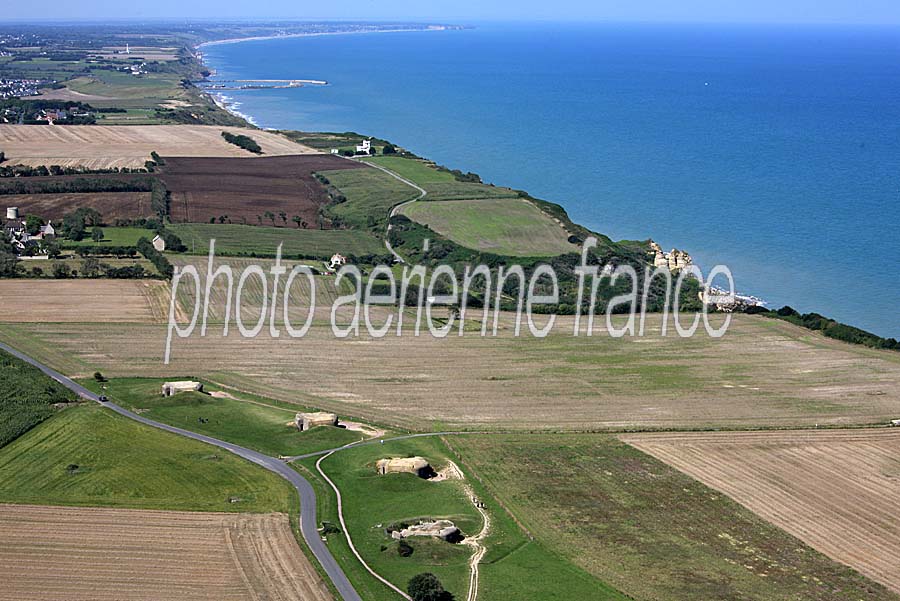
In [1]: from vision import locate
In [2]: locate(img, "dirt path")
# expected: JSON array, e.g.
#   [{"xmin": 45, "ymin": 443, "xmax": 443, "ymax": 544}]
[{"xmin": 461, "ymin": 484, "xmax": 490, "ymax": 601}]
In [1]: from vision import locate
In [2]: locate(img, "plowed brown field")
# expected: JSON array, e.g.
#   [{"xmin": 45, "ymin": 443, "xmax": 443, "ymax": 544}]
[
  {"xmin": 0, "ymin": 125, "xmax": 317, "ymax": 169},
  {"xmin": 0, "ymin": 504, "xmax": 332, "ymax": 601},
  {"xmin": 622, "ymin": 428, "xmax": 900, "ymax": 594},
  {"xmin": 1, "ymin": 191, "xmax": 152, "ymax": 222},
  {"xmin": 159, "ymin": 154, "xmax": 364, "ymax": 225}
]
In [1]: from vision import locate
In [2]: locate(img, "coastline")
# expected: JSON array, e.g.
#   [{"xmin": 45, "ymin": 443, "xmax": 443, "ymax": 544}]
[
  {"xmin": 196, "ymin": 25, "xmax": 456, "ymax": 50},
  {"xmin": 196, "ymin": 25, "xmax": 457, "ymax": 129}
]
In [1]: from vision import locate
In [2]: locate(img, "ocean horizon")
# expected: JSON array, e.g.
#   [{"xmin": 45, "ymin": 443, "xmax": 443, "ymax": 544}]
[{"xmin": 202, "ymin": 22, "xmax": 900, "ymax": 338}]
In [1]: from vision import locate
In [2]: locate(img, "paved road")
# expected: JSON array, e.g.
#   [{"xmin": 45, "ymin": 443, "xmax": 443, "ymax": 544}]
[{"xmin": 0, "ymin": 341, "xmax": 363, "ymax": 601}]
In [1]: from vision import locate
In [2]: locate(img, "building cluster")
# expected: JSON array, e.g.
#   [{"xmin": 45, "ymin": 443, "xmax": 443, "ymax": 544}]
[
  {"xmin": 0, "ymin": 78, "xmax": 46, "ymax": 100},
  {"xmin": 2, "ymin": 207, "xmax": 55, "ymax": 255}
]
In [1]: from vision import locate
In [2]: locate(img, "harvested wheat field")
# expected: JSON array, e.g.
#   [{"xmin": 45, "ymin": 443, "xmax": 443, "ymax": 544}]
[
  {"xmin": 0, "ymin": 504, "xmax": 331, "ymax": 601},
  {"xmin": 623, "ymin": 428, "xmax": 900, "ymax": 594},
  {"xmin": 2, "ymin": 191, "xmax": 152, "ymax": 222},
  {"xmin": 0, "ymin": 279, "xmax": 169, "ymax": 323},
  {"xmin": 5, "ymin": 311, "xmax": 900, "ymax": 430},
  {"xmin": 0, "ymin": 125, "xmax": 317, "ymax": 169}
]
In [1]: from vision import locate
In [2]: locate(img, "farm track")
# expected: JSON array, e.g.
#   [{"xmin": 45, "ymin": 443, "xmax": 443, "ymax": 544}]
[{"xmin": 623, "ymin": 428, "xmax": 900, "ymax": 594}]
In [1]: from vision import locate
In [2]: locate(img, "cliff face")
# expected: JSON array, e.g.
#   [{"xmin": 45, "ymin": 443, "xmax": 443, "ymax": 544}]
[{"xmin": 649, "ymin": 240, "xmax": 693, "ymax": 272}]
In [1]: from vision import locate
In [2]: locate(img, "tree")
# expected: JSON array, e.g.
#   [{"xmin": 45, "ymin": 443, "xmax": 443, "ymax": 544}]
[
  {"xmin": 408, "ymin": 573, "xmax": 453, "ymax": 601},
  {"xmin": 44, "ymin": 240, "xmax": 61, "ymax": 259},
  {"xmin": 279, "ymin": 211, "xmax": 287, "ymax": 225},
  {"xmin": 51, "ymin": 262, "xmax": 72, "ymax": 279},
  {"xmin": 25, "ymin": 214, "xmax": 44, "ymax": 236},
  {"xmin": 80, "ymin": 256, "xmax": 102, "ymax": 278},
  {"xmin": 0, "ymin": 250, "xmax": 21, "ymax": 278},
  {"xmin": 91, "ymin": 227, "xmax": 104, "ymax": 242},
  {"xmin": 292, "ymin": 215, "xmax": 302, "ymax": 228},
  {"xmin": 93, "ymin": 371, "xmax": 106, "ymax": 382},
  {"xmin": 383, "ymin": 144, "xmax": 397, "ymax": 155},
  {"xmin": 264, "ymin": 211, "xmax": 275, "ymax": 226}
]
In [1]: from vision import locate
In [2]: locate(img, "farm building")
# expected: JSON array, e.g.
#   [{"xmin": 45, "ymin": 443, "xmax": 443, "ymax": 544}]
[
  {"xmin": 295, "ymin": 411, "xmax": 338, "ymax": 431},
  {"xmin": 376, "ymin": 457, "xmax": 434, "ymax": 478},
  {"xmin": 162, "ymin": 381, "xmax": 203, "ymax": 396},
  {"xmin": 152, "ymin": 235, "xmax": 166, "ymax": 252},
  {"xmin": 355, "ymin": 139, "xmax": 371, "ymax": 154}
]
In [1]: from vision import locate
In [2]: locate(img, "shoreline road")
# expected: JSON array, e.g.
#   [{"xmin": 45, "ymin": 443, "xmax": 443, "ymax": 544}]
[
  {"xmin": 0, "ymin": 340, "xmax": 363, "ymax": 601},
  {"xmin": 348, "ymin": 156, "xmax": 426, "ymax": 264}
]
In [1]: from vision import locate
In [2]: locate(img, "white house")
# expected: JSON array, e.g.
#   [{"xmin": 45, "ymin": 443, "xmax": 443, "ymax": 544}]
[
  {"xmin": 152, "ymin": 234, "xmax": 166, "ymax": 252},
  {"xmin": 37, "ymin": 221, "xmax": 55, "ymax": 240},
  {"xmin": 355, "ymin": 139, "xmax": 371, "ymax": 154},
  {"xmin": 328, "ymin": 253, "xmax": 347, "ymax": 270}
]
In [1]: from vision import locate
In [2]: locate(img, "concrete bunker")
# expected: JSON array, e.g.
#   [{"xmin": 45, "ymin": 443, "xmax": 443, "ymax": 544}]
[
  {"xmin": 375, "ymin": 456, "xmax": 436, "ymax": 479},
  {"xmin": 161, "ymin": 381, "xmax": 203, "ymax": 396},
  {"xmin": 295, "ymin": 411, "xmax": 339, "ymax": 431}
]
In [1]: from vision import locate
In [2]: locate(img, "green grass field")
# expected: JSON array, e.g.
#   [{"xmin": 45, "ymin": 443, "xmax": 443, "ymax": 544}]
[
  {"xmin": 452, "ymin": 434, "xmax": 896, "ymax": 601},
  {"xmin": 319, "ymin": 167, "xmax": 420, "ymax": 230},
  {"xmin": 400, "ymin": 198, "xmax": 579, "ymax": 257},
  {"xmin": 0, "ymin": 404, "xmax": 294, "ymax": 513},
  {"xmin": 59, "ymin": 226, "xmax": 150, "ymax": 248},
  {"xmin": 362, "ymin": 156, "xmax": 521, "ymax": 202},
  {"xmin": 169, "ymin": 223, "xmax": 385, "ymax": 258},
  {"xmin": 80, "ymin": 377, "xmax": 366, "ymax": 457},
  {"xmin": 301, "ymin": 436, "xmax": 479, "ymax": 601},
  {"xmin": 65, "ymin": 71, "xmax": 184, "ymax": 103},
  {"xmin": 296, "ymin": 434, "xmax": 618, "ymax": 601}
]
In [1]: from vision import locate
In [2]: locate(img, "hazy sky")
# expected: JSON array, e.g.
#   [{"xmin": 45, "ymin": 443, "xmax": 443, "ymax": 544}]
[{"xmin": 6, "ymin": 0, "xmax": 900, "ymax": 24}]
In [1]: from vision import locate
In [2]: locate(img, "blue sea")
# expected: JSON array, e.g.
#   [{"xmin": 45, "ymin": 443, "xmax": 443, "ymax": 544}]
[{"xmin": 202, "ymin": 23, "xmax": 900, "ymax": 338}]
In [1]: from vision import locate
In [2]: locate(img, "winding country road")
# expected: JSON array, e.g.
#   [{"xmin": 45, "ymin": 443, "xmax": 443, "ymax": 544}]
[
  {"xmin": 0, "ymin": 340, "xmax": 363, "ymax": 601},
  {"xmin": 352, "ymin": 156, "xmax": 427, "ymax": 264}
]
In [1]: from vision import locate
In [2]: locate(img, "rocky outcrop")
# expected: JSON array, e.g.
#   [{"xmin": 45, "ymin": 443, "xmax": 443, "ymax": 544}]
[{"xmin": 649, "ymin": 240, "xmax": 693, "ymax": 272}]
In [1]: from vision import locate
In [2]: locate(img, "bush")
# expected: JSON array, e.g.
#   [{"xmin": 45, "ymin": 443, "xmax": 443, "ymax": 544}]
[
  {"xmin": 397, "ymin": 540, "xmax": 414, "ymax": 557},
  {"xmin": 51, "ymin": 263, "xmax": 73, "ymax": 279}
]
